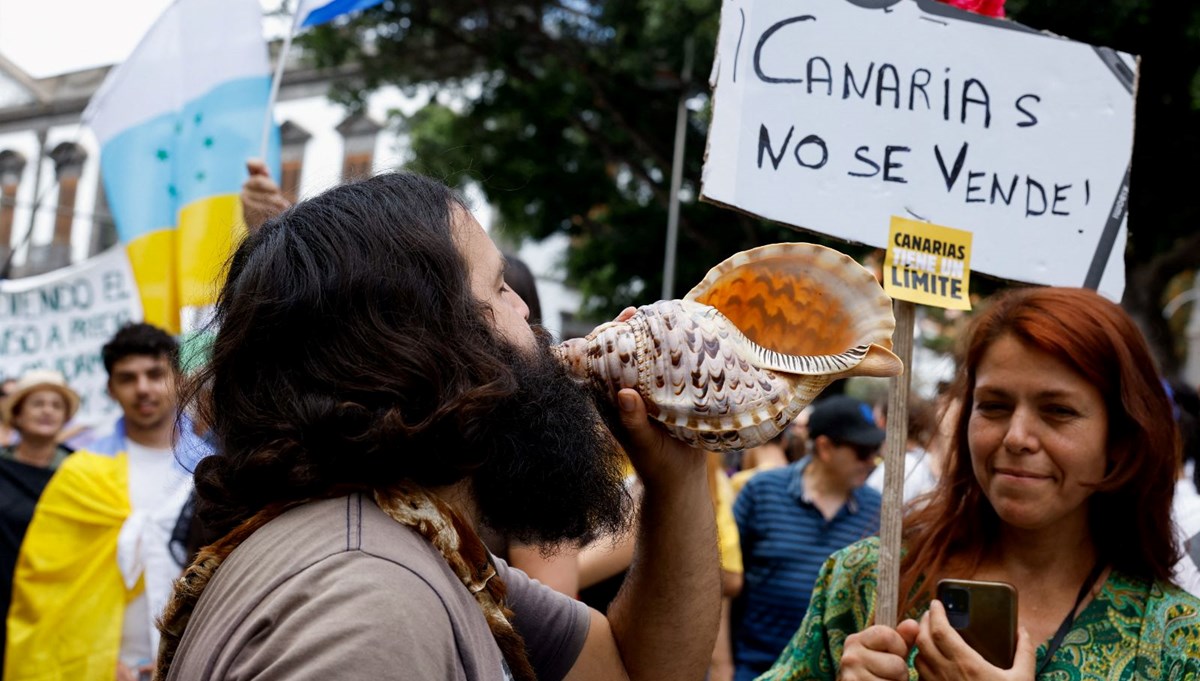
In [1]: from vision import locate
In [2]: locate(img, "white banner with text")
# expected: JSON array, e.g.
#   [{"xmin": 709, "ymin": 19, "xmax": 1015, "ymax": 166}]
[
  {"xmin": 1, "ymin": 247, "xmax": 143, "ymax": 426},
  {"xmin": 702, "ymin": 0, "xmax": 1137, "ymax": 298}
]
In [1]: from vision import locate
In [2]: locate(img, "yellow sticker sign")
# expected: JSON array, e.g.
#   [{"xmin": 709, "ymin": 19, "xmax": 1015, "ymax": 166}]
[{"xmin": 884, "ymin": 216, "xmax": 973, "ymax": 310}]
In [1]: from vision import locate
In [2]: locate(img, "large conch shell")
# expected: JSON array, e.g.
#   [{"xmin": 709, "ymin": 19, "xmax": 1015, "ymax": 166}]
[{"xmin": 554, "ymin": 243, "xmax": 903, "ymax": 452}]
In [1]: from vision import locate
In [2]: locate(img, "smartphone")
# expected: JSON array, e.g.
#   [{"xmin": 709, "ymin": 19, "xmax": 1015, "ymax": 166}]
[{"xmin": 935, "ymin": 578, "xmax": 1018, "ymax": 669}]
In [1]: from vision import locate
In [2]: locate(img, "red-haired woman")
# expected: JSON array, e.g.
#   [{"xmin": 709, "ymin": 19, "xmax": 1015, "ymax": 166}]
[{"xmin": 761, "ymin": 287, "xmax": 1200, "ymax": 679}]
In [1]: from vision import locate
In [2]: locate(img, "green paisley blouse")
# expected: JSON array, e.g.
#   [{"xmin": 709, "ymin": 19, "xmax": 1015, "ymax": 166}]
[{"xmin": 759, "ymin": 537, "xmax": 1200, "ymax": 680}]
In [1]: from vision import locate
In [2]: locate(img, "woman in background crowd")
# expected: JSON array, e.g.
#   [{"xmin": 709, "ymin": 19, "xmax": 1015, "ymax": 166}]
[
  {"xmin": 0, "ymin": 370, "xmax": 77, "ymax": 469},
  {"xmin": 0, "ymin": 369, "xmax": 79, "ymax": 672},
  {"xmin": 763, "ymin": 287, "xmax": 1200, "ymax": 679}
]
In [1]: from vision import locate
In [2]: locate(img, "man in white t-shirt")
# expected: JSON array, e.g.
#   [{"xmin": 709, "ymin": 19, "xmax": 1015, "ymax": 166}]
[{"xmin": 6, "ymin": 324, "xmax": 210, "ymax": 681}]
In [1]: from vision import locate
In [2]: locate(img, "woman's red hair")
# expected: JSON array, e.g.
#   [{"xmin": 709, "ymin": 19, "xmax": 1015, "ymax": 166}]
[{"xmin": 898, "ymin": 287, "xmax": 1180, "ymax": 615}]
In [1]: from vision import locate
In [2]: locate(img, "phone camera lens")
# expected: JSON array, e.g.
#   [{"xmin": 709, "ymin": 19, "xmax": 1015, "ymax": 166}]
[{"xmin": 943, "ymin": 588, "xmax": 969, "ymax": 613}]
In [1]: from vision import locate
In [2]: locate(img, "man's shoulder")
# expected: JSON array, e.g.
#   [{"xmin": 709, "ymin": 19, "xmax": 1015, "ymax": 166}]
[
  {"xmin": 189, "ymin": 496, "xmax": 469, "ymax": 638},
  {"xmin": 84, "ymin": 422, "xmax": 126, "ymax": 457},
  {"xmin": 742, "ymin": 463, "xmax": 796, "ymax": 493},
  {"xmin": 227, "ymin": 494, "xmax": 449, "ymax": 573},
  {"xmin": 52, "ymin": 449, "xmax": 125, "ymax": 483},
  {"xmin": 218, "ymin": 494, "xmax": 487, "ymax": 614},
  {"xmin": 853, "ymin": 483, "xmax": 883, "ymax": 510},
  {"xmin": 174, "ymin": 501, "xmax": 473, "ymax": 680}
]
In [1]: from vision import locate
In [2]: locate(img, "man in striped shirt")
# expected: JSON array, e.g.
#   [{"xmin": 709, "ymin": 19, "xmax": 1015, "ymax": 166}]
[{"xmin": 732, "ymin": 395, "xmax": 884, "ymax": 681}]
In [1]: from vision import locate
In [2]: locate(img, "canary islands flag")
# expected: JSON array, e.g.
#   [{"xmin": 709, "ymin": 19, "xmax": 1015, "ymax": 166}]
[{"xmin": 83, "ymin": 0, "xmax": 280, "ymax": 334}]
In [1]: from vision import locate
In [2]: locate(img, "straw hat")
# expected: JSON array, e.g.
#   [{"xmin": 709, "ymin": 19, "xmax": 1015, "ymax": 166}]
[{"xmin": 1, "ymin": 369, "xmax": 80, "ymax": 427}]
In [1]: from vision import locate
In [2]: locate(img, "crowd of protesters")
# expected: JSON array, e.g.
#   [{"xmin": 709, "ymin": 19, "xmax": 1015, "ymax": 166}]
[
  {"xmin": 0, "ymin": 323, "xmax": 210, "ymax": 680},
  {"xmin": 0, "ymin": 168, "xmax": 1198, "ymax": 680}
]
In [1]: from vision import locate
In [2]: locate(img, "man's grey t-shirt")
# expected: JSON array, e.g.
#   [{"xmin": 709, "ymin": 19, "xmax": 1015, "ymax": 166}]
[{"xmin": 166, "ymin": 494, "xmax": 591, "ymax": 680}]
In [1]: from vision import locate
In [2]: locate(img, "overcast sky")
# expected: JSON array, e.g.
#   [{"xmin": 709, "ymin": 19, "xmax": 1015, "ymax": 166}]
[{"xmin": 0, "ymin": 0, "xmax": 287, "ymax": 78}]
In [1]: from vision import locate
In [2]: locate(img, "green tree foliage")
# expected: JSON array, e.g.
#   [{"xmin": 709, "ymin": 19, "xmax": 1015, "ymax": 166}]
[
  {"xmin": 302, "ymin": 0, "xmax": 1200, "ymax": 372},
  {"xmin": 302, "ymin": 0, "xmax": 836, "ymax": 317}
]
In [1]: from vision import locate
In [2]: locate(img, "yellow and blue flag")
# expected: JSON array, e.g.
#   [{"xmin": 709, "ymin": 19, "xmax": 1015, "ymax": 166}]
[
  {"xmin": 83, "ymin": 0, "xmax": 280, "ymax": 334},
  {"xmin": 5, "ymin": 452, "xmax": 130, "ymax": 680}
]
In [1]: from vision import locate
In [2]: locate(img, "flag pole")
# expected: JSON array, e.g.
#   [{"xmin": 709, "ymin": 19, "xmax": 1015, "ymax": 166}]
[
  {"xmin": 661, "ymin": 36, "xmax": 694, "ymax": 300},
  {"xmin": 875, "ymin": 298, "xmax": 915, "ymax": 628},
  {"xmin": 259, "ymin": 4, "xmax": 305, "ymax": 160}
]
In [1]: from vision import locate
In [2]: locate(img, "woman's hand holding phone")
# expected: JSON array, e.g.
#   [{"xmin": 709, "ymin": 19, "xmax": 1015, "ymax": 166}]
[
  {"xmin": 914, "ymin": 600, "xmax": 1037, "ymax": 681},
  {"xmin": 836, "ymin": 620, "xmax": 920, "ymax": 681}
]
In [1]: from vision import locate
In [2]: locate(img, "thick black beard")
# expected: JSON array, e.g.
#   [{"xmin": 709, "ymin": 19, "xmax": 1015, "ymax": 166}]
[{"xmin": 470, "ymin": 328, "xmax": 633, "ymax": 547}]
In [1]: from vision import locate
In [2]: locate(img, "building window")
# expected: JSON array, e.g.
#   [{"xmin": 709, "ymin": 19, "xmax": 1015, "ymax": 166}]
[
  {"xmin": 0, "ymin": 150, "xmax": 26, "ymax": 258},
  {"xmin": 279, "ymin": 120, "xmax": 311, "ymax": 204},
  {"xmin": 336, "ymin": 113, "xmax": 382, "ymax": 182}
]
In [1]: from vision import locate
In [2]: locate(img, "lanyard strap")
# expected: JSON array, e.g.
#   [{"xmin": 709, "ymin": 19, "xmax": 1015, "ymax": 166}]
[{"xmin": 1035, "ymin": 561, "xmax": 1106, "ymax": 676}]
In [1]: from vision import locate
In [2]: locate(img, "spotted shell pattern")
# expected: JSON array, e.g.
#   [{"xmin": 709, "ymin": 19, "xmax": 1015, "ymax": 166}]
[{"xmin": 555, "ymin": 243, "xmax": 903, "ymax": 452}]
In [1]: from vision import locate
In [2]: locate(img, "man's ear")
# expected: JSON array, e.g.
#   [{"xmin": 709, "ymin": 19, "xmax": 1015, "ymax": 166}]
[{"xmin": 812, "ymin": 434, "xmax": 832, "ymax": 461}]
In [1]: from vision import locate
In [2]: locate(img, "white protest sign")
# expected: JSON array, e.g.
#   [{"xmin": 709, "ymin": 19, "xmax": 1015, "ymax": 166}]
[
  {"xmin": 0, "ymin": 247, "xmax": 143, "ymax": 426},
  {"xmin": 702, "ymin": 0, "xmax": 1136, "ymax": 299}
]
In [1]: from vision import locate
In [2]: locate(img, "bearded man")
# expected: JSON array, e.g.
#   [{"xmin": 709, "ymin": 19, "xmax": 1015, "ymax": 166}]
[{"xmin": 156, "ymin": 172, "xmax": 720, "ymax": 681}]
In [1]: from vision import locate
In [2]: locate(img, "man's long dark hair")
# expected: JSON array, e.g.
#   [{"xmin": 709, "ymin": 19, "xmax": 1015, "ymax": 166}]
[{"xmin": 189, "ymin": 173, "xmax": 524, "ymax": 539}]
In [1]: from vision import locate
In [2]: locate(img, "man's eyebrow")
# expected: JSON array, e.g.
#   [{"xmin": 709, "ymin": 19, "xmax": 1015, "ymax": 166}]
[{"xmin": 494, "ymin": 259, "xmax": 507, "ymax": 286}]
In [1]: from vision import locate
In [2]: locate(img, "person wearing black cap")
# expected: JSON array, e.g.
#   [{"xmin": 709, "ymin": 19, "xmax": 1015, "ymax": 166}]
[{"xmin": 731, "ymin": 394, "xmax": 885, "ymax": 681}]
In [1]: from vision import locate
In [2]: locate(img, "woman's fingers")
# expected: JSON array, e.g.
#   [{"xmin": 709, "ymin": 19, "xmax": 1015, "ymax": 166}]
[
  {"xmin": 1009, "ymin": 626, "xmax": 1038, "ymax": 676},
  {"xmin": 839, "ymin": 625, "xmax": 915, "ymax": 681},
  {"xmin": 896, "ymin": 618, "xmax": 920, "ymax": 649},
  {"xmin": 925, "ymin": 600, "xmax": 976, "ymax": 658},
  {"xmin": 916, "ymin": 601, "xmax": 1030, "ymax": 680},
  {"xmin": 915, "ymin": 608, "xmax": 951, "ymax": 672}
]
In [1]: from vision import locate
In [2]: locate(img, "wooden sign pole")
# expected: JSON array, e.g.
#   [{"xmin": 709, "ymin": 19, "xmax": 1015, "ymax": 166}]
[{"xmin": 876, "ymin": 298, "xmax": 915, "ymax": 628}]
